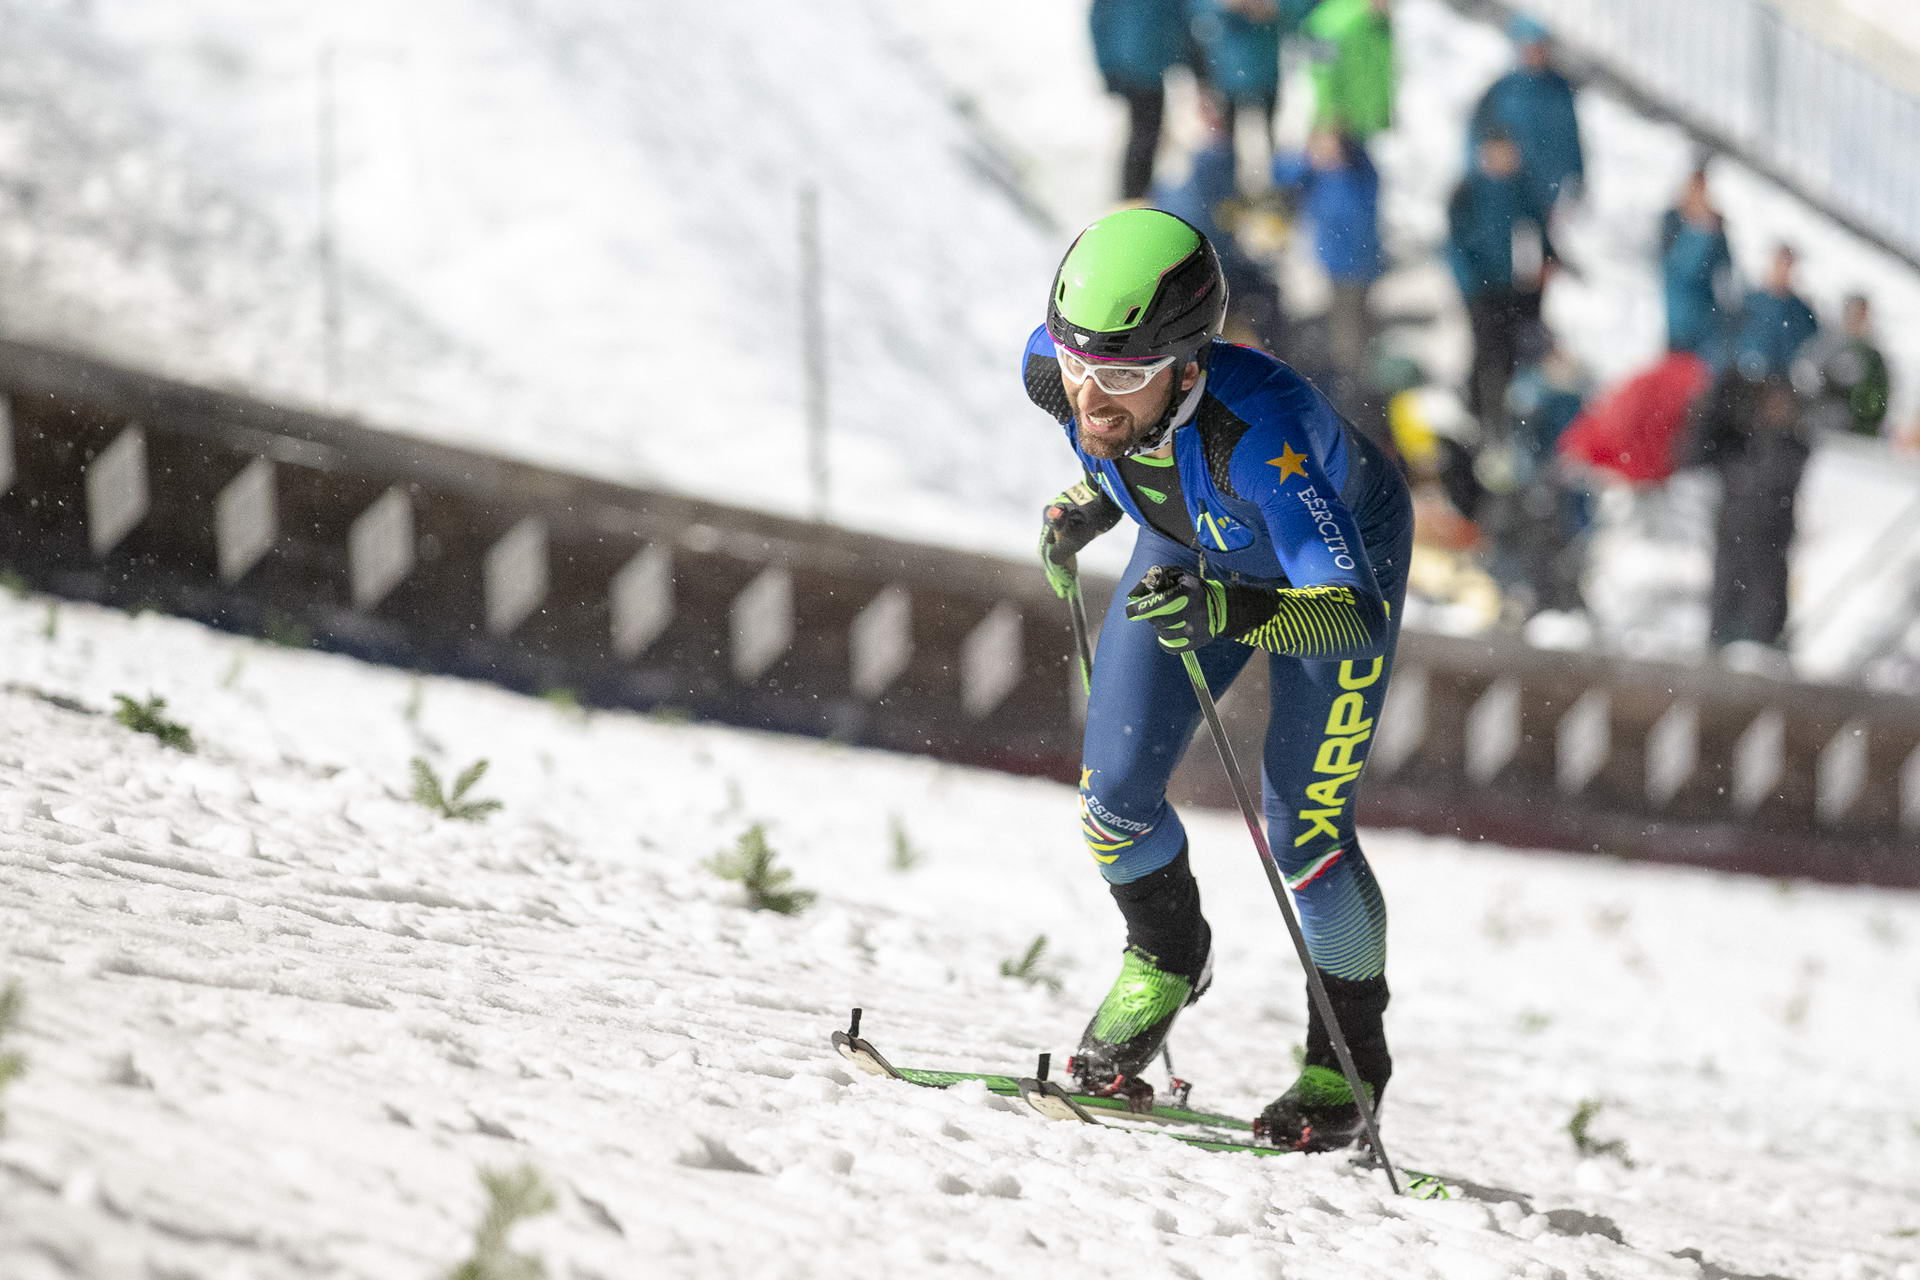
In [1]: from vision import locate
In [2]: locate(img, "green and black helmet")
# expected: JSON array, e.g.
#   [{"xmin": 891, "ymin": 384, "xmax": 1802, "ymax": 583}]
[{"xmin": 1046, "ymin": 208, "xmax": 1228, "ymax": 365}]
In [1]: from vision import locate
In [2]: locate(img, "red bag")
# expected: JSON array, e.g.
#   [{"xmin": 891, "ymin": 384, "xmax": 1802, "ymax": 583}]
[{"xmin": 1558, "ymin": 352, "xmax": 1710, "ymax": 484}]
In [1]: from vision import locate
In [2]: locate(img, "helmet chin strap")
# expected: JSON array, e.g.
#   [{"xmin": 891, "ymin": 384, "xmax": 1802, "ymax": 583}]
[{"xmin": 1126, "ymin": 368, "xmax": 1208, "ymax": 457}]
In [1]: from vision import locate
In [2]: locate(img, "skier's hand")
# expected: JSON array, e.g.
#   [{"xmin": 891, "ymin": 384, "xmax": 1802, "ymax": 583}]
[
  {"xmin": 1039, "ymin": 481, "xmax": 1122, "ymax": 599},
  {"xmin": 1125, "ymin": 565, "xmax": 1227, "ymax": 652}
]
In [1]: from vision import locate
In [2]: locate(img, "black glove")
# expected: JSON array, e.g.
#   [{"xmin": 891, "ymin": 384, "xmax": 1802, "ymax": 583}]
[
  {"xmin": 1125, "ymin": 565, "xmax": 1228, "ymax": 652},
  {"xmin": 1039, "ymin": 480, "xmax": 1122, "ymax": 599}
]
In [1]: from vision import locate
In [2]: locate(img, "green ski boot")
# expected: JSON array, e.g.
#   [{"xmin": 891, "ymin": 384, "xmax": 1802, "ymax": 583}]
[
  {"xmin": 1068, "ymin": 945, "xmax": 1211, "ymax": 1107},
  {"xmin": 1254, "ymin": 1065, "xmax": 1380, "ymax": 1153}
]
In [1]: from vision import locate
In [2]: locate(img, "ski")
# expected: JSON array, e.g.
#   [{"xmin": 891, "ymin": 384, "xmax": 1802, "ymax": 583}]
[
  {"xmin": 832, "ymin": 1010, "xmax": 1456, "ymax": 1200},
  {"xmin": 1016, "ymin": 1076, "xmax": 1454, "ymax": 1199},
  {"xmin": 831, "ymin": 1008, "xmax": 1248, "ymax": 1133}
]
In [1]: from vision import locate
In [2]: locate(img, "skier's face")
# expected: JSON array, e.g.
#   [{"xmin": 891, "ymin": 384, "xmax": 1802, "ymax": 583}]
[{"xmin": 1068, "ymin": 362, "xmax": 1199, "ymax": 459}]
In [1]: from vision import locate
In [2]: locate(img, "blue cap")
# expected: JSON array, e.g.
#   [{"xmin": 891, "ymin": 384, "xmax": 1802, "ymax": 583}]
[{"xmin": 1508, "ymin": 14, "xmax": 1551, "ymax": 44}]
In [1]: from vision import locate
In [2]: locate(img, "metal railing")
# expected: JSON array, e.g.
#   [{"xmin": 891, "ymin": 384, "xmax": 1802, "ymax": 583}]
[{"xmin": 1456, "ymin": 0, "xmax": 1920, "ymax": 270}]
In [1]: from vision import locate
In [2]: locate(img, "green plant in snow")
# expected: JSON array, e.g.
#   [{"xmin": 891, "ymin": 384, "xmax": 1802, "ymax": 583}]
[
  {"xmin": 411, "ymin": 757, "xmax": 504, "ymax": 823},
  {"xmin": 112, "ymin": 694, "xmax": 195, "ymax": 753},
  {"xmin": 262, "ymin": 612, "xmax": 312, "ymax": 649},
  {"xmin": 444, "ymin": 1163, "xmax": 556, "ymax": 1280},
  {"xmin": 540, "ymin": 687, "xmax": 586, "ymax": 720},
  {"xmin": 40, "ymin": 603, "xmax": 57, "ymax": 641},
  {"xmin": 706, "ymin": 824, "xmax": 814, "ymax": 915},
  {"xmin": 1567, "ymin": 1098, "xmax": 1633, "ymax": 1166},
  {"xmin": 998, "ymin": 935, "xmax": 1062, "ymax": 994},
  {"xmin": 0, "ymin": 981, "xmax": 25, "ymax": 1134},
  {"xmin": 887, "ymin": 815, "xmax": 921, "ymax": 872},
  {"xmin": 0, "ymin": 568, "xmax": 26, "ymax": 597}
]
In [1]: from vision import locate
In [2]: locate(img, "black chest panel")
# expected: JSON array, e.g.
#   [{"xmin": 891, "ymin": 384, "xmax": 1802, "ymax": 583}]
[{"xmin": 1116, "ymin": 454, "xmax": 1193, "ymax": 547}]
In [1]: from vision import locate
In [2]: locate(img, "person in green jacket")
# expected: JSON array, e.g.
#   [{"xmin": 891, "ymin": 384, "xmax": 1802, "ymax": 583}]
[
  {"xmin": 1801, "ymin": 294, "xmax": 1892, "ymax": 439},
  {"xmin": 1304, "ymin": 0, "xmax": 1395, "ymax": 140}
]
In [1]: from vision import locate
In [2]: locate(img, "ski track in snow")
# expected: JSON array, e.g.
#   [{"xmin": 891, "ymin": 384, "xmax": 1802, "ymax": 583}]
[{"xmin": 0, "ymin": 592, "xmax": 1917, "ymax": 1278}]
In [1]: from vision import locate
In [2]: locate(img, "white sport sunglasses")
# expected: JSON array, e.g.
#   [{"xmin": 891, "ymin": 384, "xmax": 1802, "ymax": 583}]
[{"xmin": 1056, "ymin": 348, "xmax": 1178, "ymax": 396}]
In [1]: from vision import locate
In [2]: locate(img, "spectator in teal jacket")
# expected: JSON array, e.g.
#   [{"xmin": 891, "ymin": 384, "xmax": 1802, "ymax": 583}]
[
  {"xmin": 1730, "ymin": 244, "xmax": 1818, "ymax": 380},
  {"xmin": 1091, "ymin": 0, "xmax": 1190, "ymax": 199},
  {"xmin": 1659, "ymin": 167, "xmax": 1734, "ymax": 358},
  {"xmin": 1190, "ymin": 0, "xmax": 1319, "ymax": 158},
  {"xmin": 1468, "ymin": 16, "xmax": 1584, "ymax": 213},
  {"xmin": 1448, "ymin": 130, "xmax": 1555, "ymax": 426}
]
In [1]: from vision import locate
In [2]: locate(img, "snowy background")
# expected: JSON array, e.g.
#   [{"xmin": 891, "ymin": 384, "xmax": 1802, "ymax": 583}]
[{"xmin": 2, "ymin": 0, "xmax": 1919, "ymax": 668}]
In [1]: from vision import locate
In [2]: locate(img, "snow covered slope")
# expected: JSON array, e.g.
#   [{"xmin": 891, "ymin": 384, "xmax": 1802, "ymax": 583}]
[
  {"xmin": 0, "ymin": 0, "xmax": 1067, "ymax": 558},
  {"xmin": 2, "ymin": 590, "xmax": 1917, "ymax": 1277}
]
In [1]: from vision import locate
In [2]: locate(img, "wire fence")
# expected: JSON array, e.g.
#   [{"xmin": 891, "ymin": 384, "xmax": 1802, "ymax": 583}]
[{"xmin": 1492, "ymin": 0, "xmax": 1920, "ymax": 269}]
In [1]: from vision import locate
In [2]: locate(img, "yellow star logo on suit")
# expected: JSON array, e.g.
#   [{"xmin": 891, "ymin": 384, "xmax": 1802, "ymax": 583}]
[{"xmin": 1267, "ymin": 443, "xmax": 1309, "ymax": 483}]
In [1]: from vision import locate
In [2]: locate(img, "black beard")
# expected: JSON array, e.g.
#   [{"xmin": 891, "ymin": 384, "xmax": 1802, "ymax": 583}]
[{"xmin": 1076, "ymin": 418, "xmax": 1146, "ymax": 460}]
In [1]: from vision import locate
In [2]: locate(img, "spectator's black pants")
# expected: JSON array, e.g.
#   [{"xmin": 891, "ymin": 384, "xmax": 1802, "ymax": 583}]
[
  {"xmin": 1329, "ymin": 280, "xmax": 1373, "ymax": 385},
  {"xmin": 1118, "ymin": 84, "xmax": 1165, "ymax": 201},
  {"xmin": 1217, "ymin": 90, "xmax": 1280, "ymax": 161},
  {"xmin": 1465, "ymin": 287, "xmax": 1524, "ymax": 431},
  {"xmin": 1709, "ymin": 485, "xmax": 1797, "ymax": 647}
]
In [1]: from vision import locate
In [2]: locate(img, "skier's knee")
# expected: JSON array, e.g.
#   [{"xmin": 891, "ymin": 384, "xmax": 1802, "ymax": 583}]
[{"xmin": 1080, "ymin": 785, "xmax": 1181, "ymax": 885}]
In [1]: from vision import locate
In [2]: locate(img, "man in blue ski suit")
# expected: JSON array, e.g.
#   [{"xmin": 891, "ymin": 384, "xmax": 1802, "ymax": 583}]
[{"xmin": 1029, "ymin": 207, "xmax": 1413, "ymax": 1151}]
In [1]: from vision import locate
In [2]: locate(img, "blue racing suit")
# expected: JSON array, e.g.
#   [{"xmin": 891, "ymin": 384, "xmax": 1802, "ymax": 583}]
[{"xmin": 1025, "ymin": 327, "xmax": 1413, "ymax": 981}]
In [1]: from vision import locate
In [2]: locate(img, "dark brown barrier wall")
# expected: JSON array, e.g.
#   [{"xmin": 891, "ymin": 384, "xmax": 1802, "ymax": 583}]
[{"xmin": 0, "ymin": 339, "xmax": 1913, "ymax": 886}]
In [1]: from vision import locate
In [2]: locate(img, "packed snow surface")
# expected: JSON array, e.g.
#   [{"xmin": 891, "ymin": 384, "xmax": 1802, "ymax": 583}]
[{"xmin": 1, "ymin": 590, "xmax": 1917, "ymax": 1278}]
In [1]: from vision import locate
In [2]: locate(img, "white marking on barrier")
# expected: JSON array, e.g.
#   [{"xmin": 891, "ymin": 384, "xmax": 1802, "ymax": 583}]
[
  {"xmin": 85, "ymin": 425, "xmax": 148, "ymax": 556},
  {"xmin": 484, "ymin": 518, "xmax": 548, "ymax": 636},
  {"xmin": 1815, "ymin": 722, "xmax": 1867, "ymax": 828},
  {"xmin": 611, "ymin": 544, "xmax": 673, "ymax": 659},
  {"xmin": 215, "ymin": 458, "xmax": 276, "ymax": 584},
  {"xmin": 348, "ymin": 486, "xmax": 414, "ymax": 611},
  {"xmin": 1556, "ymin": 688, "xmax": 1610, "ymax": 796},
  {"xmin": 849, "ymin": 584, "xmax": 911, "ymax": 699},
  {"xmin": 0, "ymin": 399, "xmax": 14, "ymax": 498},
  {"xmin": 1646, "ymin": 699, "xmax": 1698, "ymax": 808},
  {"xmin": 1465, "ymin": 677, "xmax": 1521, "ymax": 785},
  {"xmin": 731, "ymin": 564, "xmax": 793, "ymax": 683},
  {"xmin": 1902, "ymin": 745, "xmax": 1920, "ymax": 832},
  {"xmin": 1731, "ymin": 708, "xmax": 1785, "ymax": 815},
  {"xmin": 1368, "ymin": 665, "xmax": 1426, "ymax": 777},
  {"xmin": 960, "ymin": 602, "xmax": 1022, "ymax": 719}
]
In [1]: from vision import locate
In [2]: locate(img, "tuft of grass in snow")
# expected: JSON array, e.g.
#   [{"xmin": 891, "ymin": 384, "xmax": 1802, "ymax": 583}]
[
  {"xmin": 1517, "ymin": 1009, "xmax": 1554, "ymax": 1034},
  {"xmin": 1567, "ymin": 1098, "xmax": 1633, "ymax": 1166},
  {"xmin": 444, "ymin": 1163, "xmax": 556, "ymax": 1280},
  {"xmin": 0, "ymin": 981, "xmax": 26, "ymax": 1134},
  {"xmin": 707, "ymin": 825, "xmax": 815, "ymax": 915},
  {"xmin": 411, "ymin": 758, "xmax": 505, "ymax": 823},
  {"xmin": 112, "ymin": 694, "xmax": 195, "ymax": 752},
  {"xmin": 540, "ymin": 687, "xmax": 586, "ymax": 720},
  {"xmin": 888, "ymin": 815, "xmax": 921, "ymax": 872},
  {"xmin": 262, "ymin": 612, "xmax": 312, "ymax": 649},
  {"xmin": 41, "ymin": 602, "xmax": 58, "ymax": 641},
  {"xmin": 0, "ymin": 568, "xmax": 26, "ymax": 597},
  {"xmin": 998, "ymin": 935, "xmax": 1063, "ymax": 994}
]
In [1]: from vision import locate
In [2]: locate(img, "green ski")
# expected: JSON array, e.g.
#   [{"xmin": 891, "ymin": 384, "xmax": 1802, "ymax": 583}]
[{"xmin": 831, "ymin": 1010, "xmax": 1457, "ymax": 1200}]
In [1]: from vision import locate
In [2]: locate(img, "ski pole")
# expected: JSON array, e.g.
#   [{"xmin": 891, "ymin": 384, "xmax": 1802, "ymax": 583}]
[
  {"xmin": 1177, "ymin": 649, "xmax": 1404, "ymax": 1196},
  {"xmin": 1066, "ymin": 581, "xmax": 1094, "ymax": 695}
]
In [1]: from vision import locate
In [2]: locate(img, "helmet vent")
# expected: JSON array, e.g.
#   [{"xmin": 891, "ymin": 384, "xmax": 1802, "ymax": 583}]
[
  {"xmin": 1056, "ymin": 282, "xmax": 1067, "ymax": 303},
  {"xmin": 1123, "ymin": 305, "xmax": 1142, "ymax": 325}
]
